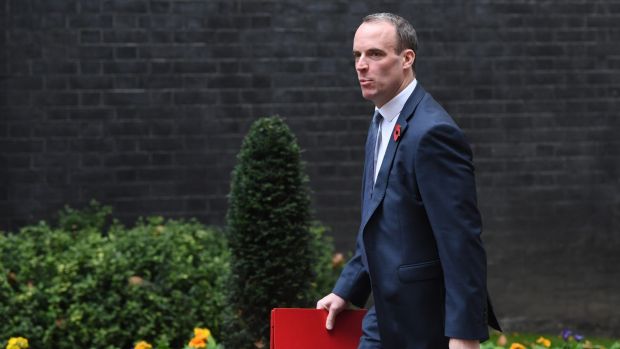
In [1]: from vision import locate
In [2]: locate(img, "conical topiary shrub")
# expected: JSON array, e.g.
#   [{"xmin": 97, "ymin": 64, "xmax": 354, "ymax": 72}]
[{"xmin": 223, "ymin": 116, "xmax": 313, "ymax": 349}]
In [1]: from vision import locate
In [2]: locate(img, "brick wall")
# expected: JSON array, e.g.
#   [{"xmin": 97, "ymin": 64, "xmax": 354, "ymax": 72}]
[{"xmin": 1, "ymin": 0, "xmax": 619, "ymax": 335}]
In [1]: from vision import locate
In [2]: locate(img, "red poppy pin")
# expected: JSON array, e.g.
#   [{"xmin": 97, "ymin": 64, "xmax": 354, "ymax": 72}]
[{"xmin": 393, "ymin": 124, "xmax": 402, "ymax": 141}]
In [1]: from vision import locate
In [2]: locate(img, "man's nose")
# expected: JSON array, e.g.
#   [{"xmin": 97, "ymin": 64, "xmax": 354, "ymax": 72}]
[{"xmin": 356, "ymin": 58, "xmax": 368, "ymax": 71}]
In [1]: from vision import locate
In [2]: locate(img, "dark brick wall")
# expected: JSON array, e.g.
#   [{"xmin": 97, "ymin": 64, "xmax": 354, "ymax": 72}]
[{"xmin": 1, "ymin": 0, "xmax": 619, "ymax": 335}]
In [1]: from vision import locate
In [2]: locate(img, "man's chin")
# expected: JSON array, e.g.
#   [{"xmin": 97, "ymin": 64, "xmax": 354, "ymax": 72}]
[{"xmin": 360, "ymin": 90, "xmax": 376, "ymax": 102}]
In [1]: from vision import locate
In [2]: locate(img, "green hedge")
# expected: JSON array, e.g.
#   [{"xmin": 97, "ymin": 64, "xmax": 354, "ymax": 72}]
[
  {"xmin": 0, "ymin": 202, "xmax": 229, "ymax": 349},
  {"xmin": 0, "ymin": 202, "xmax": 342, "ymax": 349},
  {"xmin": 307, "ymin": 224, "xmax": 344, "ymax": 303}
]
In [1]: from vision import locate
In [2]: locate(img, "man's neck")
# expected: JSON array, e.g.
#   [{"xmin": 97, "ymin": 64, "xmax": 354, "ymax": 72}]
[
  {"xmin": 376, "ymin": 73, "xmax": 415, "ymax": 108},
  {"xmin": 397, "ymin": 74, "xmax": 415, "ymax": 95},
  {"xmin": 375, "ymin": 78, "xmax": 417, "ymax": 122}
]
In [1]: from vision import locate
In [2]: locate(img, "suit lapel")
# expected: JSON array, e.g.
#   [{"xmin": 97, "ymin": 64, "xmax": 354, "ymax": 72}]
[{"xmin": 361, "ymin": 84, "xmax": 427, "ymax": 229}]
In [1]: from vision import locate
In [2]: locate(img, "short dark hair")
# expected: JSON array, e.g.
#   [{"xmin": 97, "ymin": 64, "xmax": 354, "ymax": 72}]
[{"xmin": 363, "ymin": 13, "xmax": 418, "ymax": 70}]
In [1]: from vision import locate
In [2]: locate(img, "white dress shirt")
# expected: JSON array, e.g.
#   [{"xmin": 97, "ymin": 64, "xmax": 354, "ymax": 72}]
[{"xmin": 373, "ymin": 79, "xmax": 418, "ymax": 182}]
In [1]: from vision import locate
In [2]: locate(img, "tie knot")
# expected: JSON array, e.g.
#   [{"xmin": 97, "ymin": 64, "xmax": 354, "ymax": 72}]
[{"xmin": 373, "ymin": 111, "xmax": 383, "ymax": 126}]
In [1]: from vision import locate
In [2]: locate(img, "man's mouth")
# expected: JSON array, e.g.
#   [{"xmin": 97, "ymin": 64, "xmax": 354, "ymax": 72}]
[{"xmin": 359, "ymin": 79, "xmax": 373, "ymax": 86}]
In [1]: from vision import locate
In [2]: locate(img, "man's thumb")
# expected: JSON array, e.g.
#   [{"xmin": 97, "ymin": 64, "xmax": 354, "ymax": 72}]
[{"xmin": 326, "ymin": 308, "xmax": 337, "ymax": 330}]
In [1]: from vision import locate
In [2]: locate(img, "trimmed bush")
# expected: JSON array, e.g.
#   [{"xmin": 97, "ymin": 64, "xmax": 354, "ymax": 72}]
[
  {"xmin": 223, "ymin": 116, "xmax": 314, "ymax": 348},
  {"xmin": 0, "ymin": 202, "xmax": 229, "ymax": 349}
]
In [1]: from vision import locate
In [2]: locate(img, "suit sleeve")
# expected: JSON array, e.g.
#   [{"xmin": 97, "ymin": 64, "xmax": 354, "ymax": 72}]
[
  {"xmin": 332, "ymin": 236, "xmax": 371, "ymax": 308},
  {"xmin": 415, "ymin": 123, "xmax": 489, "ymax": 340}
]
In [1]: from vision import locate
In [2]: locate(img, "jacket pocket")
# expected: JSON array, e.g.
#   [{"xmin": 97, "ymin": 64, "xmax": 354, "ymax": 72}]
[{"xmin": 397, "ymin": 259, "xmax": 442, "ymax": 283}]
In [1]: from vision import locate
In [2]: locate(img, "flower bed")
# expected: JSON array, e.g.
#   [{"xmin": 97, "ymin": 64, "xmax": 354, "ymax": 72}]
[
  {"xmin": 5, "ymin": 328, "xmax": 224, "ymax": 349},
  {"xmin": 483, "ymin": 330, "xmax": 620, "ymax": 349}
]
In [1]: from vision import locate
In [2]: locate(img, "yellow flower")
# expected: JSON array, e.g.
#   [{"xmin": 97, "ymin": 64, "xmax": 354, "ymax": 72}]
[
  {"xmin": 134, "ymin": 340, "xmax": 152, "ymax": 349},
  {"xmin": 188, "ymin": 337, "xmax": 206, "ymax": 348},
  {"xmin": 509, "ymin": 343, "xmax": 526, "ymax": 349},
  {"xmin": 536, "ymin": 336, "xmax": 551, "ymax": 348},
  {"xmin": 194, "ymin": 327, "xmax": 211, "ymax": 341},
  {"xmin": 6, "ymin": 337, "xmax": 29, "ymax": 349}
]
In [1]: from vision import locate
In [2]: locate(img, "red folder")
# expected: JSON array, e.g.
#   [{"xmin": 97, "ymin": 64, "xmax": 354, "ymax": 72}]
[{"xmin": 270, "ymin": 308, "xmax": 366, "ymax": 349}]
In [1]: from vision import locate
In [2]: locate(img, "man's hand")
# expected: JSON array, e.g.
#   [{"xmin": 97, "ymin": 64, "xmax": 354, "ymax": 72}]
[
  {"xmin": 316, "ymin": 293, "xmax": 347, "ymax": 330},
  {"xmin": 449, "ymin": 338, "xmax": 480, "ymax": 349}
]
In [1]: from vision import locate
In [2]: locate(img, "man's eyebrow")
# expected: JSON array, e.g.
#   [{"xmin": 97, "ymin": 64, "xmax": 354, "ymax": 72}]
[{"xmin": 353, "ymin": 48, "xmax": 385, "ymax": 54}]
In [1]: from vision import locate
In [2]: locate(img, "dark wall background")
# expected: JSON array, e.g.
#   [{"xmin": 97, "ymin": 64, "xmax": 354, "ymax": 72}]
[{"xmin": 1, "ymin": 0, "xmax": 619, "ymax": 336}]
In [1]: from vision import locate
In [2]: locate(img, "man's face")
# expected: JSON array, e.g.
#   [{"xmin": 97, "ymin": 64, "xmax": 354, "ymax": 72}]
[{"xmin": 353, "ymin": 21, "xmax": 413, "ymax": 108}]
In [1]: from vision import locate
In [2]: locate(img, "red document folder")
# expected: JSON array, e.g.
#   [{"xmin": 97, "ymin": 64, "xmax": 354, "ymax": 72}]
[{"xmin": 270, "ymin": 308, "xmax": 366, "ymax": 349}]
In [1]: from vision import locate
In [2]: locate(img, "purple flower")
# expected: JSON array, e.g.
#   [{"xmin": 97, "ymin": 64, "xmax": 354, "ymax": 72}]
[
  {"xmin": 561, "ymin": 329, "xmax": 572, "ymax": 341},
  {"xmin": 561, "ymin": 329, "xmax": 585, "ymax": 342}
]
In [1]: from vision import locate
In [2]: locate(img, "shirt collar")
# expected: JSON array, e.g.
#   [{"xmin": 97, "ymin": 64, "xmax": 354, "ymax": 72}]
[{"xmin": 375, "ymin": 78, "xmax": 417, "ymax": 123}]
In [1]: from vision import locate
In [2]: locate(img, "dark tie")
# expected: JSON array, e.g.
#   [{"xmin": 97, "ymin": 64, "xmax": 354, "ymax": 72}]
[
  {"xmin": 366, "ymin": 111, "xmax": 383, "ymax": 197},
  {"xmin": 372, "ymin": 112, "xmax": 383, "ymax": 182}
]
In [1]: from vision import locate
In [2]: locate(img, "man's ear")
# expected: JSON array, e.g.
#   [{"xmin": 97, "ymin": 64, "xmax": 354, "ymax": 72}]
[{"xmin": 403, "ymin": 49, "xmax": 415, "ymax": 69}]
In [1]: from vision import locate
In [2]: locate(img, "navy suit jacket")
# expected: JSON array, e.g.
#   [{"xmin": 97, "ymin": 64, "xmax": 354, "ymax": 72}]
[{"xmin": 333, "ymin": 84, "xmax": 501, "ymax": 349}]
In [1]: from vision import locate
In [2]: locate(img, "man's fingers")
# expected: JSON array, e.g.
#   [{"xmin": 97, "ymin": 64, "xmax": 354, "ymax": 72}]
[{"xmin": 316, "ymin": 293, "xmax": 346, "ymax": 330}]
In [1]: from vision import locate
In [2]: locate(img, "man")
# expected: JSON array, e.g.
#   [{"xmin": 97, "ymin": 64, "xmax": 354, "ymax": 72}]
[{"xmin": 316, "ymin": 13, "xmax": 501, "ymax": 349}]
